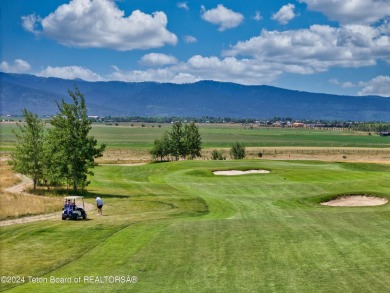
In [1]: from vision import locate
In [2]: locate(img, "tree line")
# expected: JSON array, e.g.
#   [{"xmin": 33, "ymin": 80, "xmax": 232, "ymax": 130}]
[
  {"xmin": 10, "ymin": 87, "xmax": 106, "ymax": 192},
  {"xmin": 150, "ymin": 122, "xmax": 202, "ymax": 161},
  {"xmin": 350, "ymin": 123, "xmax": 390, "ymax": 132},
  {"xmin": 149, "ymin": 122, "xmax": 247, "ymax": 161}
]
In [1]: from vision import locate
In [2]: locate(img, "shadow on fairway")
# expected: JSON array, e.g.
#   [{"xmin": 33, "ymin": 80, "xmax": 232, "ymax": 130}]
[{"xmin": 82, "ymin": 191, "xmax": 130, "ymax": 199}]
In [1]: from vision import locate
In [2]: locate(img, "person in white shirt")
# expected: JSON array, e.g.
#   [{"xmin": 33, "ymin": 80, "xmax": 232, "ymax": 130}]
[{"xmin": 96, "ymin": 197, "xmax": 103, "ymax": 215}]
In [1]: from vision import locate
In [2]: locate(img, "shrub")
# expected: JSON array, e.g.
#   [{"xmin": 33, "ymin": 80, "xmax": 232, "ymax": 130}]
[
  {"xmin": 211, "ymin": 150, "xmax": 226, "ymax": 160},
  {"xmin": 230, "ymin": 142, "xmax": 246, "ymax": 160}
]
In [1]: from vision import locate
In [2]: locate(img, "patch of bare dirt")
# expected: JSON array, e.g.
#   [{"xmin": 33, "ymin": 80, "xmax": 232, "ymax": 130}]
[
  {"xmin": 321, "ymin": 195, "xmax": 388, "ymax": 207},
  {"xmin": 4, "ymin": 174, "xmax": 32, "ymax": 195}
]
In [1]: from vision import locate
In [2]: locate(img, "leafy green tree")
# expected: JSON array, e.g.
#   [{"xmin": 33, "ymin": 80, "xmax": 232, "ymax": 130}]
[
  {"xmin": 46, "ymin": 87, "xmax": 106, "ymax": 191},
  {"xmin": 10, "ymin": 109, "xmax": 46, "ymax": 190},
  {"xmin": 230, "ymin": 142, "xmax": 246, "ymax": 160},
  {"xmin": 168, "ymin": 122, "xmax": 185, "ymax": 160},
  {"xmin": 183, "ymin": 122, "xmax": 202, "ymax": 159},
  {"xmin": 150, "ymin": 133, "xmax": 170, "ymax": 161},
  {"xmin": 151, "ymin": 121, "xmax": 203, "ymax": 161}
]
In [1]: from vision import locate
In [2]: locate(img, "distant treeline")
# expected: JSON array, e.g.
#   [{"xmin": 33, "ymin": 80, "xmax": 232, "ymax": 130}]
[
  {"xmin": 350, "ymin": 123, "xmax": 390, "ymax": 132},
  {"xmin": 100, "ymin": 116, "xmax": 390, "ymax": 131},
  {"xmin": 5, "ymin": 115, "xmax": 390, "ymax": 132},
  {"xmin": 101, "ymin": 115, "xmax": 263, "ymax": 124}
]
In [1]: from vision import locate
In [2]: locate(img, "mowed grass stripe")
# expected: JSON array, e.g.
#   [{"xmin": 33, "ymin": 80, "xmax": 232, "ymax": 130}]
[{"xmin": 1, "ymin": 161, "xmax": 390, "ymax": 292}]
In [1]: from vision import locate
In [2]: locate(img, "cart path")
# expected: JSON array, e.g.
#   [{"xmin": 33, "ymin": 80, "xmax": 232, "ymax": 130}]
[
  {"xmin": 4, "ymin": 173, "xmax": 33, "ymax": 195},
  {"xmin": 1, "ymin": 175, "xmax": 95, "ymax": 227}
]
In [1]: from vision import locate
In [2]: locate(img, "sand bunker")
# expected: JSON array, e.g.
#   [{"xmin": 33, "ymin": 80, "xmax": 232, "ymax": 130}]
[
  {"xmin": 321, "ymin": 195, "xmax": 388, "ymax": 207},
  {"xmin": 213, "ymin": 170, "xmax": 270, "ymax": 176}
]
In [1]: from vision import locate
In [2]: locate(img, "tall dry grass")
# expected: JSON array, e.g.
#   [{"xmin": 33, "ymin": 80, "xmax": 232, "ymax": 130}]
[
  {"xmin": 0, "ymin": 192, "xmax": 62, "ymax": 220},
  {"xmin": 0, "ymin": 161, "xmax": 62, "ymax": 220},
  {"xmin": 0, "ymin": 160, "xmax": 20, "ymax": 188}
]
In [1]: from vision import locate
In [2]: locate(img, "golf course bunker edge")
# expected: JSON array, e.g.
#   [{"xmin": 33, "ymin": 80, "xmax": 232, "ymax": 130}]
[
  {"xmin": 213, "ymin": 170, "xmax": 270, "ymax": 176},
  {"xmin": 321, "ymin": 195, "xmax": 388, "ymax": 207}
]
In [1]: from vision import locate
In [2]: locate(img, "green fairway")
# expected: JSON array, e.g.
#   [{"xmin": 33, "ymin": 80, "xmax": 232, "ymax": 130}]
[{"xmin": 1, "ymin": 160, "xmax": 389, "ymax": 292}]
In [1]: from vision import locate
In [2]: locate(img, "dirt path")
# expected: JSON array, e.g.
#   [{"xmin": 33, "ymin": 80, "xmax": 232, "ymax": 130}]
[
  {"xmin": 0, "ymin": 175, "xmax": 95, "ymax": 227},
  {"xmin": 4, "ymin": 174, "xmax": 33, "ymax": 195}
]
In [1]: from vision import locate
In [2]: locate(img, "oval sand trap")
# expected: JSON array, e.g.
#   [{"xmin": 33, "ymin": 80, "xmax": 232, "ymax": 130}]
[
  {"xmin": 321, "ymin": 195, "xmax": 388, "ymax": 207},
  {"xmin": 213, "ymin": 170, "xmax": 270, "ymax": 176}
]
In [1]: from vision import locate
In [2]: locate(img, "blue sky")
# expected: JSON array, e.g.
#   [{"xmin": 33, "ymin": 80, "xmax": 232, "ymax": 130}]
[{"xmin": 1, "ymin": 0, "xmax": 389, "ymax": 96}]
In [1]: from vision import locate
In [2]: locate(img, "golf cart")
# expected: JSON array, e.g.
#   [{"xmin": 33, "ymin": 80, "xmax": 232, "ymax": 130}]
[{"xmin": 62, "ymin": 196, "xmax": 87, "ymax": 220}]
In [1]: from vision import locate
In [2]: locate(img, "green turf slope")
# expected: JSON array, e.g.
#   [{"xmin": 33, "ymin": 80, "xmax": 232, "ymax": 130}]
[{"xmin": 1, "ymin": 160, "xmax": 389, "ymax": 292}]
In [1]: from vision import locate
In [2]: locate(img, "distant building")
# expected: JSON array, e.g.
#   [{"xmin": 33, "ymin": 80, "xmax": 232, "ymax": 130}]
[{"xmin": 292, "ymin": 122, "xmax": 305, "ymax": 128}]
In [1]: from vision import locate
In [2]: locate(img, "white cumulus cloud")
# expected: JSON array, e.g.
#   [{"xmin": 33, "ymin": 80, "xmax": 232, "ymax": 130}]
[
  {"xmin": 37, "ymin": 66, "xmax": 104, "ymax": 81},
  {"xmin": 224, "ymin": 24, "xmax": 390, "ymax": 73},
  {"xmin": 21, "ymin": 14, "xmax": 42, "ymax": 35},
  {"xmin": 183, "ymin": 55, "xmax": 279, "ymax": 83},
  {"xmin": 108, "ymin": 55, "xmax": 281, "ymax": 85},
  {"xmin": 329, "ymin": 78, "xmax": 356, "ymax": 88},
  {"xmin": 21, "ymin": 0, "xmax": 177, "ymax": 51},
  {"xmin": 108, "ymin": 67, "xmax": 184, "ymax": 83},
  {"xmin": 358, "ymin": 75, "xmax": 390, "ymax": 97},
  {"xmin": 253, "ymin": 11, "xmax": 263, "ymax": 21},
  {"xmin": 201, "ymin": 4, "xmax": 244, "ymax": 31},
  {"xmin": 139, "ymin": 53, "xmax": 178, "ymax": 67},
  {"xmin": 272, "ymin": 4, "xmax": 296, "ymax": 25},
  {"xmin": 299, "ymin": 0, "xmax": 390, "ymax": 25},
  {"xmin": 177, "ymin": 2, "xmax": 189, "ymax": 11},
  {"xmin": 184, "ymin": 35, "xmax": 197, "ymax": 43},
  {"xmin": 0, "ymin": 59, "xmax": 31, "ymax": 73}
]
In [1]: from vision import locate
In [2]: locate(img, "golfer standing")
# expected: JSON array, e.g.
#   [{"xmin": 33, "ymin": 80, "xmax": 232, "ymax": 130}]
[{"xmin": 96, "ymin": 196, "xmax": 103, "ymax": 215}]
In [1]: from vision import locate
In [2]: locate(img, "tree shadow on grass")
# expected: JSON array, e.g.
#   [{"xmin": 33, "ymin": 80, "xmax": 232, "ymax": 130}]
[
  {"xmin": 28, "ymin": 188, "xmax": 130, "ymax": 199},
  {"xmin": 83, "ymin": 191, "xmax": 130, "ymax": 199}
]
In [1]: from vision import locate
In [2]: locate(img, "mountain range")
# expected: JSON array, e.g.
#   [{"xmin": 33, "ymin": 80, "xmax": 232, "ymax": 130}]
[{"xmin": 1, "ymin": 72, "xmax": 389, "ymax": 121}]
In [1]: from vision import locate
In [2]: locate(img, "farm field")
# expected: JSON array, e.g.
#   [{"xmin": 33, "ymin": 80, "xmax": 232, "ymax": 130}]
[
  {"xmin": 1, "ymin": 122, "xmax": 390, "ymax": 150},
  {"xmin": 1, "ymin": 160, "xmax": 390, "ymax": 292},
  {"xmin": 2, "ymin": 122, "xmax": 390, "ymax": 163}
]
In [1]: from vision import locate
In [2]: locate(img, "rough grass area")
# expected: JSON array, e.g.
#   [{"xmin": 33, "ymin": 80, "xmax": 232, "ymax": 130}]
[
  {"xmin": 1, "ymin": 160, "xmax": 389, "ymax": 292},
  {"xmin": 0, "ymin": 161, "xmax": 20, "ymax": 188},
  {"xmin": 0, "ymin": 162, "xmax": 63, "ymax": 220},
  {"xmin": 0, "ymin": 192, "xmax": 63, "ymax": 220}
]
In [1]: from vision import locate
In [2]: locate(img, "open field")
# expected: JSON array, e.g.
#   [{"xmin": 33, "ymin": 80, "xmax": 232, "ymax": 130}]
[
  {"xmin": 2, "ymin": 122, "xmax": 389, "ymax": 163},
  {"xmin": 1, "ymin": 160, "xmax": 390, "ymax": 292},
  {"xmin": 100, "ymin": 146, "xmax": 390, "ymax": 164},
  {"xmin": 2, "ymin": 122, "xmax": 390, "ymax": 150}
]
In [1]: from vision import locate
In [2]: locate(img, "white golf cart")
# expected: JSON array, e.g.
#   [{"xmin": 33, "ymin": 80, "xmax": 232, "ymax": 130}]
[{"xmin": 62, "ymin": 196, "xmax": 87, "ymax": 220}]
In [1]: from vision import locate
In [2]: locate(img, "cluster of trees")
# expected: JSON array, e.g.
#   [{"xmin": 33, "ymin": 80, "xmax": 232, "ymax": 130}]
[
  {"xmin": 350, "ymin": 123, "xmax": 390, "ymax": 132},
  {"xmin": 10, "ymin": 88, "xmax": 105, "ymax": 192},
  {"xmin": 211, "ymin": 142, "xmax": 246, "ymax": 160},
  {"xmin": 150, "ymin": 122, "xmax": 202, "ymax": 161}
]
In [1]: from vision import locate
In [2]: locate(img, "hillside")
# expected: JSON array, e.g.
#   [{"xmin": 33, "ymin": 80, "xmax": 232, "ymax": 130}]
[{"xmin": 1, "ymin": 72, "xmax": 389, "ymax": 121}]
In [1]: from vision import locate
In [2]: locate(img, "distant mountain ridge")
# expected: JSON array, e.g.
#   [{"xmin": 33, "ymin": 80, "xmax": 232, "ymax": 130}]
[{"xmin": 1, "ymin": 72, "xmax": 389, "ymax": 121}]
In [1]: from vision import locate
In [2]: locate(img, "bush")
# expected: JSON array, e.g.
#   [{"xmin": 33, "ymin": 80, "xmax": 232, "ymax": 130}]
[
  {"xmin": 230, "ymin": 142, "xmax": 246, "ymax": 160},
  {"xmin": 211, "ymin": 150, "xmax": 226, "ymax": 160}
]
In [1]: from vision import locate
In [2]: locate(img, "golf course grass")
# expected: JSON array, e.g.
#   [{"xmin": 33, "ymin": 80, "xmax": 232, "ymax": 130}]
[{"xmin": 1, "ymin": 160, "xmax": 389, "ymax": 292}]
